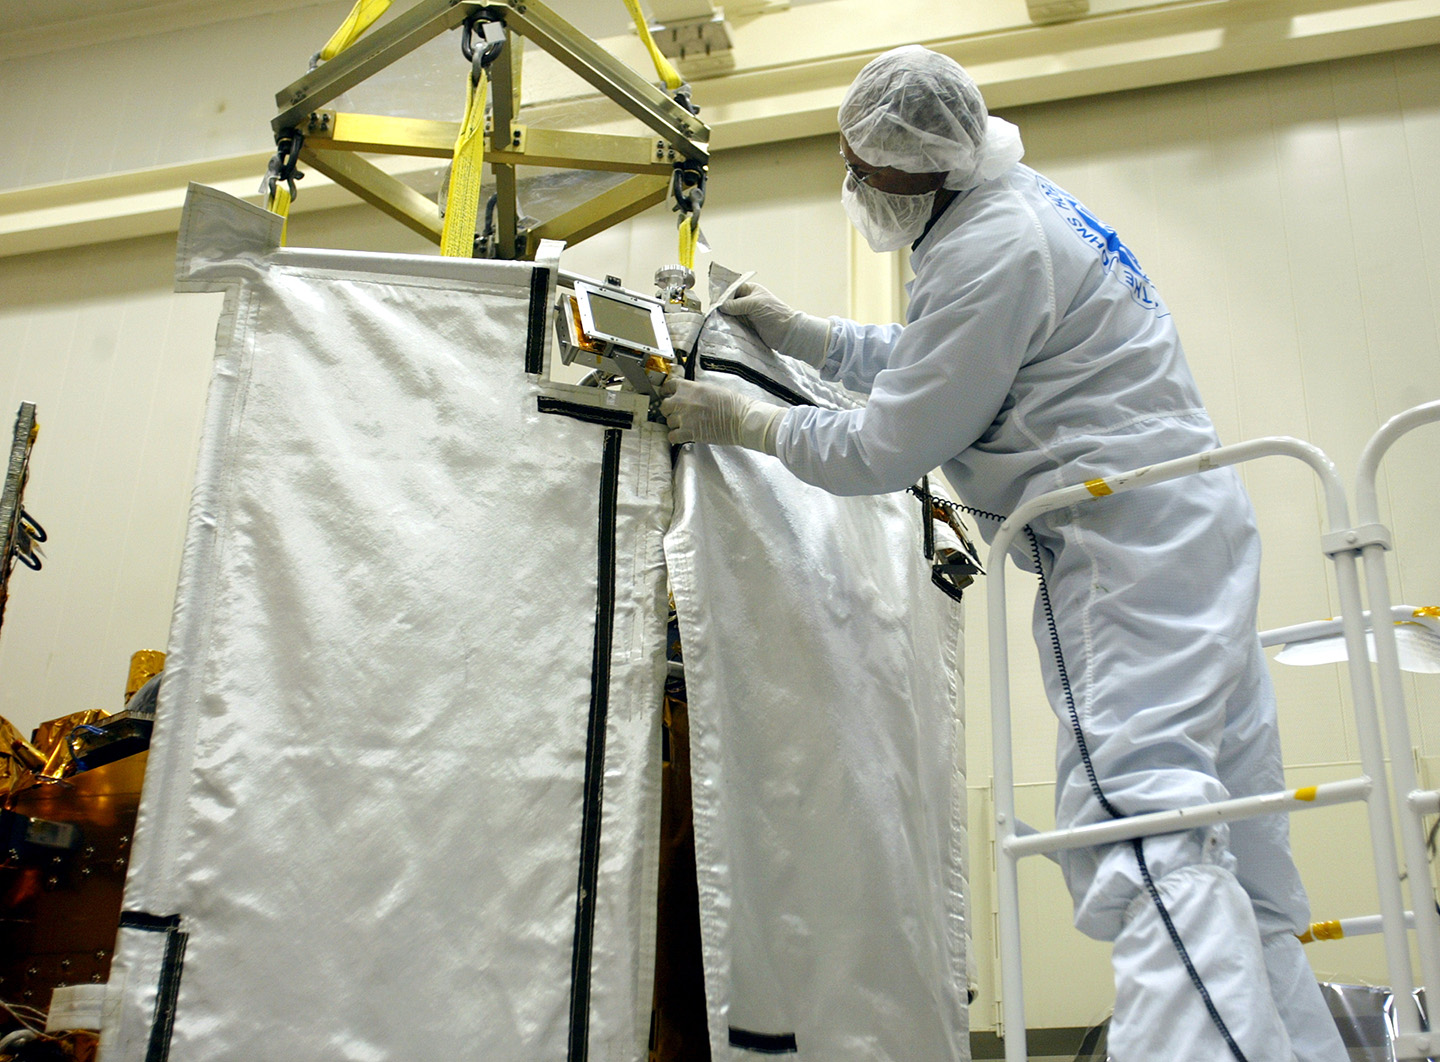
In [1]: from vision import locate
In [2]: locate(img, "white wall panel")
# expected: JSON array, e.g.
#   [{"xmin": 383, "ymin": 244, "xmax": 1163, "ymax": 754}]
[
  {"xmin": 0, "ymin": 235, "xmax": 217, "ymax": 726},
  {"xmin": 0, "ymin": 5, "xmax": 351, "ymax": 189}
]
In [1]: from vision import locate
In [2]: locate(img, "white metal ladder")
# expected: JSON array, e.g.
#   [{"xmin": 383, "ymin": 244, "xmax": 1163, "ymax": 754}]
[
  {"xmin": 985, "ymin": 431, "xmax": 1440, "ymax": 1061},
  {"xmin": 1350, "ymin": 401, "xmax": 1440, "ymax": 1059}
]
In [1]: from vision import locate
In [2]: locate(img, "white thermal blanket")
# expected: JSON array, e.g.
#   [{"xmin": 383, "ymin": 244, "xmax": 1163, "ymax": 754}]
[
  {"xmin": 664, "ymin": 271, "xmax": 970, "ymax": 1061},
  {"xmin": 101, "ymin": 186, "xmax": 670, "ymax": 1062}
]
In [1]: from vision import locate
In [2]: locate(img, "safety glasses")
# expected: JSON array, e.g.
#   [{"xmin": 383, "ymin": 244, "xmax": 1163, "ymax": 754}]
[{"xmin": 839, "ymin": 151, "xmax": 879, "ymax": 187}]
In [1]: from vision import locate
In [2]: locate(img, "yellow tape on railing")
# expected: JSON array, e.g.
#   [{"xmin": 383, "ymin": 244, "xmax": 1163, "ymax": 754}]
[
  {"xmin": 678, "ymin": 214, "xmax": 698, "ymax": 271},
  {"xmin": 264, "ymin": 183, "xmax": 292, "ymax": 247},
  {"xmin": 621, "ymin": 0, "xmax": 683, "ymax": 91},
  {"xmin": 1297, "ymin": 919, "xmax": 1344, "ymax": 944},
  {"xmin": 318, "ymin": 0, "xmax": 392, "ymax": 62},
  {"xmin": 441, "ymin": 73, "xmax": 489, "ymax": 257}
]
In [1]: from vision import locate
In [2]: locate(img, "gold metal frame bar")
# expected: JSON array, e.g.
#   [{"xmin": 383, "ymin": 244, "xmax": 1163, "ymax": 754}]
[
  {"xmin": 299, "ymin": 146, "xmax": 444, "ymax": 243},
  {"xmin": 489, "ymin": 25, "xmax": 519, "ymax": 256},
  {"xmin": 524, "ymin": 174, "xmax": 668, "ymax": 256},
  {"xmin": 304, "ymin": 112, "xmax": 456, "ymax": 157},
  {"xmin": 494, "ymin": 127, "xmax": 675, "ymax": 173},
  {"xmin": 274, "ymin": 0, "xmax": 485, "ymax": 132},
  {"xmin": 304, "ymin": 113, "xmax": 675, "ymax": 174},
  {"xmin": 494, "ymin": 0, "xmax": 709, "ymax": 164}
]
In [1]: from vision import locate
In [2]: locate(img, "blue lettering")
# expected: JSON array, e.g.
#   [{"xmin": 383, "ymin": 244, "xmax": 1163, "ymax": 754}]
[{"xmin": 1035, "ymin": 174, "xmax": 1162, "ymax": 313}]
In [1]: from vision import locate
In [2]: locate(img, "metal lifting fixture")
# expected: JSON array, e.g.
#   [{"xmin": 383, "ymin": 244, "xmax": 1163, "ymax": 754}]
[{"xmin": 265, "ymin": 0, "xmax": 711, "ymax": 260}]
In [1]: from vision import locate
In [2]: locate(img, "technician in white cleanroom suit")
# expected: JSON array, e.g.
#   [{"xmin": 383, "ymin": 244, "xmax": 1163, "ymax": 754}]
[{"xmin": 660, "ymin": 45, "xmax": 1346, "ymax": 1062}]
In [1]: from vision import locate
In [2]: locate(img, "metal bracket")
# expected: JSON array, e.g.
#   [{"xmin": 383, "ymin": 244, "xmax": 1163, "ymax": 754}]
[
  {"xmin": 609, "ymin": 352, "xmax": 666, "ymax": 422},
  {"xmin": 647, "ymin": 11, "xmax": 735, "ymax": 78},
  {"xmin": 1320, "ymin": 522, "xmax": 1393, "ymax": 556}
]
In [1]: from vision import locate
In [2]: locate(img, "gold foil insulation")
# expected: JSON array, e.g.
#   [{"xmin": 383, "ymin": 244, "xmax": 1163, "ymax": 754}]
[
  {"xmin": 125, "ymin": 650, "xmax": 166, "ymax": 704},
  {"xmin": 33, "ymin": 710, "xmax": 110, "ymax": 781},
  {"xmin": 2, "ymin": 715, "xmax": 46, "ymax": 799}
]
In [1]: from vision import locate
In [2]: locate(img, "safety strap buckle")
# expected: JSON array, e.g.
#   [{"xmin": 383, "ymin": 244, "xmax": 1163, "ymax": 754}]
[
  {"xmin": 260, "ymin": 129, "xmax": 306, "ymax": 202},
  {"xmin": 1319, "ymin": 521, "xmax": 1392, "ymax": 557},
  {"xmin": 460, "ymin": 13, "xmax": 507, "ymax": 82},
  {"xmin": 670, "ymin": 157, "xmax": 707, "ymax": 218}
]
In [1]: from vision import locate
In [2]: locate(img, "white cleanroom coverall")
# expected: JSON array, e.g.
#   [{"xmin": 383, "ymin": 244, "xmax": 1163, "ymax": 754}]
[{"xmin": 771, "ymin": 163, "xmax": 1346, "ymax": 1062}]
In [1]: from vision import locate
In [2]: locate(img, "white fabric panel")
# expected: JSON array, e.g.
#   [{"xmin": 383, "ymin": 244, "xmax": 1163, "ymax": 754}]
[
  {"xmin": 665, "ymin": 289, "xmax": 969, "ymax": 1061},
  {"xmin": 102, "ymin": 186, "xmax": 670, "ymax": 1062}
]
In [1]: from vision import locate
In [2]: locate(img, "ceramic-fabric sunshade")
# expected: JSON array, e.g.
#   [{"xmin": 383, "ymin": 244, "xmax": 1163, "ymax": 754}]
[
  {"xmin": 664, "ymin": 277, "xmax": 970, "ymax": 1060},
  {"xmin": 101, "ymin": 186, "xmax": 670, "ymax": 1062}
]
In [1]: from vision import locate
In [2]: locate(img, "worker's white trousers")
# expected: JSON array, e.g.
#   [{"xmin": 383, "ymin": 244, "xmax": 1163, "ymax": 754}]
[{"xmin": 1028, "ymin": 470, "xmax": 1347, "ymax": 1062}]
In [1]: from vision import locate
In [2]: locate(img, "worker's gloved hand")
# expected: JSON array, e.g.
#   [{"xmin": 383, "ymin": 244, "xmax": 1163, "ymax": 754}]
[
  {"xmin": 720, "ymin": 282, "xmax": 833, "ymax": 369},
  {"xmin": 660, "ymin": 377, "xmax": 786, "ymax": 455}
]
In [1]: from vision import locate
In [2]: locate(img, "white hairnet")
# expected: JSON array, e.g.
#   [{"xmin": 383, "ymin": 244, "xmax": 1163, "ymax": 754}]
[{"xmin": 839, "ymin": 45, "xmax": 1025, "ymax": 191}]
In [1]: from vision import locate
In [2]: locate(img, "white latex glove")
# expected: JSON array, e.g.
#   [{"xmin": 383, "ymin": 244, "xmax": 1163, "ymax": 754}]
[
  {"xmin": 660, "ymin": 377, "xmax": 786, "ymax": 454},
  {"xmin": 719, "ymin": 281, "xmax": 833, "ymax": 368}
]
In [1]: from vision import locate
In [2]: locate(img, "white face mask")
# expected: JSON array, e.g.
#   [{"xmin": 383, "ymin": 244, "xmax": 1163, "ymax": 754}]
[{"xmin": 842, "ymin": 175, "xmax": 937, "ymax": 253}]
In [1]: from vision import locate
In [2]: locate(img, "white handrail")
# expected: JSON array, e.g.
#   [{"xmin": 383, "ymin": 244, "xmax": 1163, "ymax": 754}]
[
  {"xmin": 984, "ymin": 437, "xmax": 1418, "ymax": 1061},
  {"xmin": 1004, "ymin": 778, "xmax": 1372, "ymax": 860},
  {"xmin": 1352, "ymin": 401, "xmax": 1440, "ymax": 1032},
  {"xmin": 1258, "ymin": 605, "xmax": 1419, "ymax": 649}
]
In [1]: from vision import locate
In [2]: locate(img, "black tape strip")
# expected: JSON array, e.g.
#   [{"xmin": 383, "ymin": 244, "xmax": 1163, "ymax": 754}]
[
  {"xmin": 145, "ymin": 925, "xmax": 188, "ymax": 1062},
  {"xmin": 526, "ymin": 266, "xmax": 551, "ymax": 375},
  {"xmin": 729, "ymin": 1028, "xmax": 799, "ymax": 1054},
  {"xmin": 566, "ymin": 427, "xmax": 623, "ymax": 1062},
  {"xmin": 931, "ymin": 565, "xmax": 968, "ymax": 604},
  {"xmin": 120, "ymin": 910, "xmax": 181, "ymax": 931},
  {"xmin": 537, "ymin": 396, "xmax": 635, "ymax": 430},
  {"xmin": 698, "ymin": 354, "xmax": 814, "ymax": 408},
  {"xmin": 919, "ymin": 474, "xmax": 935, "ymax": 560}
]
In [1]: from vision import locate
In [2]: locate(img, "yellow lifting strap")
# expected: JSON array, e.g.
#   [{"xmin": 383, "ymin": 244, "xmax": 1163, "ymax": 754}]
[
  {"xmin": 318, "ymin": 0, "xmax": 393, "ymax": 63},
  {"xmin": 264, "ymin": 183, "xmax": 292, "ymax": 247},
  {"xmin": 441, "ymin": 71, "xmax": 489, "ymax": 257},
  {"xmin": 619, "ymin": 3, "xmax": 702, "ymax": 268},
  {"xmin": 621, "ymin": 0, "xmax": 684, "ymax": 91},
  {"xmin": 677, "ymin": 214, "xmax": 699, "ymax": 271}
]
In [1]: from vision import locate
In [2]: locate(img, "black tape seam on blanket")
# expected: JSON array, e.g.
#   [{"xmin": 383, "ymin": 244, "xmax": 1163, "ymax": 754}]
[
  {"xmin": 930, "ymin": 566, "xmax": 968, "ymax": 604},
  {"xmin": 566, "ymin": 427, "xmax": 623, "ymax": 1062},
  {"xmin": 119, "ymin": 910, "xmax": 180, "ymax": 931},
  {"xmin": 728, "ymin": 1028, "xmax": 799, "ymax": 1054},
  {"xmin": 697, "ymin": 354, "xmax": 815, "ymax": 408},
  {"xmin": 920, "ymin": 475, "xmax": 936, "ymax": 560},
  {"xmin": 537, "ymin": 396, "xmax": 635, "ymax": 430},
  {"xmin": 526, "ymin": 266, "xmax": 551, "ymax": 375},
  {"xmin": 119, "ymin": 911, "xmax": 187, "ymax": 1062}
]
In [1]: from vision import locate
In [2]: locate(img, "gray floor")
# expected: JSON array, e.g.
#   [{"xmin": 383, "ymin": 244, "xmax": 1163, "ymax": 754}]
[{"xmin": 970, "ymin": 1026, "xmax": 1105, "ymax": 1061}]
